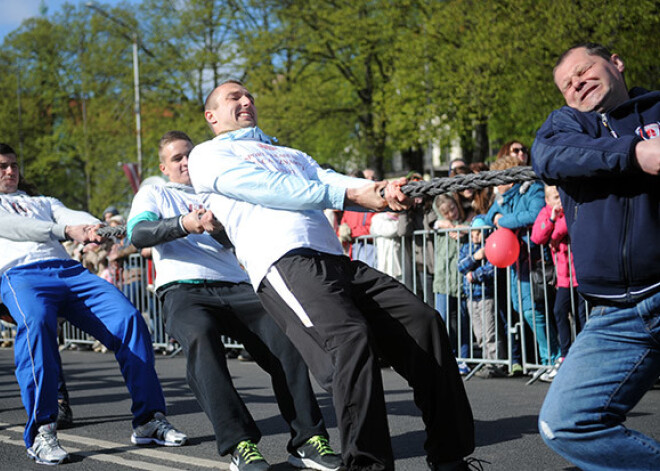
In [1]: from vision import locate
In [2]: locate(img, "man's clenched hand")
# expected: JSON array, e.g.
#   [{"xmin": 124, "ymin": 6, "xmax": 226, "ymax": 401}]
[
  {"xmin": 345, "ymin": 177, "xmax": 413, "ymax": 212},
  {"xmin": 182, "ymin": 209, "xmax": 223, "ymax": 234},
  {"xmin": 66, "ymin": 224, "xmax": 104, "ymax": 244}
]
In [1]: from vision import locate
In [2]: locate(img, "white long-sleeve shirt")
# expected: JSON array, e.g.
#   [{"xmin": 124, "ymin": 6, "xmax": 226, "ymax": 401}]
[
  {"xmin": 188, "ymin": 128, "xmax": 369, "ymax": 288},
  {"xmin": 0, "ymin": 191, "xmax": 99, "ymax": 274}
]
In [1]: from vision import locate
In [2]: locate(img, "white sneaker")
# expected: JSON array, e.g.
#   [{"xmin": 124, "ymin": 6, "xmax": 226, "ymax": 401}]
[
  {"xmin": 539, "ymin": 357, "xmax": 564, "ymax": 383},
  {"xmin": 458, "ymin": 362, "xmax": 471, "ymax": 375},
  {"xmin": 131, "ymin": 412, "xmax": 187, "ymax": 446},
  {"xmin": 27, "ymin": 422, "xmax": 69, "ymax": 465}
]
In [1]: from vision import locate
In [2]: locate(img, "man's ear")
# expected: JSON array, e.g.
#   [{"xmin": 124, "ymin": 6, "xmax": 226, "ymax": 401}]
[
  {"xmin": 159, "ymin": 162, "xmax": 166, "ymax": 175},
  {"xmin": 610, "ymin": 54, "xmax": 625, "ymax": 73},
  {"xmin": 204, "ymin": 109, "xmax": 216, "ymax": 125}
]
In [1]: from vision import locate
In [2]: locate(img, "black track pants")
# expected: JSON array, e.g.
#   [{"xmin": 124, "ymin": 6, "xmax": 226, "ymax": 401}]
[
  {"xmin": 160, "ymin": 282, "xmax": 327, "ymax": 455},
  {"xmin": 257, "ymin": 251, "xmax": 475, "ymax": 470}
]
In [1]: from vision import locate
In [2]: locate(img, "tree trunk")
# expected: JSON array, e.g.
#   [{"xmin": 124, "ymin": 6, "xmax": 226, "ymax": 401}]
[{"xmin": 474, "ymin": 119, "xmax": 489, "ymax": 163}]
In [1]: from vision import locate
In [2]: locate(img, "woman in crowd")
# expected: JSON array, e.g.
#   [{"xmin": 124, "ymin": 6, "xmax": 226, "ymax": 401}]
[{"xmin": 496, "ymin": 141, "xmax": 530, "ymax": 165}]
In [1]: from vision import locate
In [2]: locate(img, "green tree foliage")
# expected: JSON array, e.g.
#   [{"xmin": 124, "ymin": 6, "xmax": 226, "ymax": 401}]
[{"xmin": 235, "ymin": 0, "xmax": 407, "ymax": 176}]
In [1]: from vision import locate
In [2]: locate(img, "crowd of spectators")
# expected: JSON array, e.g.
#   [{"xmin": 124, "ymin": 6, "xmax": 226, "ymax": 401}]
[{"xmin": 333, "ymin": 144, "xmax": 584, "ymax": 381}]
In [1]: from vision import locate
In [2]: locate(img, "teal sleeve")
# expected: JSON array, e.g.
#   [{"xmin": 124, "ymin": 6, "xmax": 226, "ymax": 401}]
[{"xmin": 126, "ymin": 211, "xmax": 159, "ymax": 241}]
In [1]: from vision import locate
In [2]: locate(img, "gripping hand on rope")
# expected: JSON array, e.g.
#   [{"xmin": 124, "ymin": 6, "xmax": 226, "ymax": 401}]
[
  {"xmin": 384, "ymin": 177, "xmax": 413, "ymax": 211},
  {"xmin": 66, "ymin": 224, "xmax": 105, "ymax": 244},
  {"xmin": 346, "ymin": 177, "xmax": 413, "ymax": 211},
  {"xmin": 635, "ymin": 138, "xmax": 660, "ymax": 175},
  {"xmin": 180, "ymin": 209, "xmax": 223, "ymax": 235}
]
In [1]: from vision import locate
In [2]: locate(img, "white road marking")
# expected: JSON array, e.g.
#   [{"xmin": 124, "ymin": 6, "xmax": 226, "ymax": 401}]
[
  {"xmin": 0, "ymin": 422, "xmax": 229, "ymax": 470},
  {"xmin": 0, "ymin": 433, "xmax": 24, "ymax": 447}
]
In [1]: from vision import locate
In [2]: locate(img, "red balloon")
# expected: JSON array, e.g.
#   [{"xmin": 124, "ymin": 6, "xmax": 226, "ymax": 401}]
[{"xmin": 485, "ymin": 228, "xmax": 520, "ymax": 268}]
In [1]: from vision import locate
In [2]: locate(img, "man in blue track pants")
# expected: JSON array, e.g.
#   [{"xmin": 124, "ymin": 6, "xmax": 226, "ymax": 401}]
[{"xmin": 0, "ymin": 143, "xmax": 187, "ymax": 465}]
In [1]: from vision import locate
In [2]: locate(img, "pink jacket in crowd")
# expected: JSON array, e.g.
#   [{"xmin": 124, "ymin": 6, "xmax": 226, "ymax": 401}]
[{"xmin": 531, "ymin": 205, "xmax": 578, "ymax": 289}]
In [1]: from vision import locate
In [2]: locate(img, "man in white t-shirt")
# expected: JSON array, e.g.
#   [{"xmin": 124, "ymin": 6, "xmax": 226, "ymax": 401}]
[
  {"xmin": 188, "ymin": 81, "xmax": 476, "ymax": 471},
  {"xmin": 127, "ymin": 131, "xmax": 342, "ymax": 471}
]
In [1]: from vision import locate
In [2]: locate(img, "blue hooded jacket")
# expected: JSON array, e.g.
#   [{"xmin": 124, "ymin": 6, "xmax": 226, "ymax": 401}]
[
  {"xmin": 532, "ymin": 88, "xmax": 660, "ymax": 302},
  {"xmin": 485, "ymin": 181, "xmax": 545, "ymax": 231},
  {"xmin": 458, "ymin": 240, "xmax": 495, "ymax": 299}
]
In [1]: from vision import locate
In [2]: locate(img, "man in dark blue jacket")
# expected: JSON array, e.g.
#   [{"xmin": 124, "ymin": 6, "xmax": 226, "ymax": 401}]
[{"xmin": 532, "ymin": 42, "xmax": 660, "ymax": 470}]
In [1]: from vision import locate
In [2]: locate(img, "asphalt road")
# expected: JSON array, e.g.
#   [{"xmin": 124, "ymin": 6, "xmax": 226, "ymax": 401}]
[{"xmin": 0, "ymin": 348, "xmax": 658, "ymax": 470}]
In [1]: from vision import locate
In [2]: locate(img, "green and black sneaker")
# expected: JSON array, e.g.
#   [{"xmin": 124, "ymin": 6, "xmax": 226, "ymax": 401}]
[
  {"xmin": 230, "ymin": 440, "xmax": 270, "ymax": 471},
  {"xmin": 288, "ymin": 435, "xmax": 344, "ymax": 471}
]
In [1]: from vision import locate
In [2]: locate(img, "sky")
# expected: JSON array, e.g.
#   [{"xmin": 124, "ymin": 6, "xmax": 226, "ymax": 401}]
[{"xmin": 0, "ymin": 0, "xmax": 135, "ymax": 42}]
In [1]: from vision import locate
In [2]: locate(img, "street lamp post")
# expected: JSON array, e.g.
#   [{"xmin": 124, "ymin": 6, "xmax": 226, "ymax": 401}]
[
  {"xmin": 132, "ymin": 37, "xmax": 142, "ymax": 178},
  {"xmin": 86, "ymin": 2, "xmax": 143, "ymax": 178}
]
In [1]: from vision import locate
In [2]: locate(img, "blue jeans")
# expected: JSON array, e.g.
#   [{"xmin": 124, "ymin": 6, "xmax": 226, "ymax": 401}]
[
  {"xmin": 553, "ymin": 287, "xmax": 586, "ymax": 358},
  {"xmin": 352, "ymin": 242, "xmax": 376, "ymax": 267},
  {"xmin": 539, "ymin": 291, "xmax": 660, "ymax": 470},
  {"xmin": 495, "ymin": 268, "xmax": 522, "ymax": 364},
  {"xmin": 435, "ymin": 294, "xmax": 470, "ymax": 358}
]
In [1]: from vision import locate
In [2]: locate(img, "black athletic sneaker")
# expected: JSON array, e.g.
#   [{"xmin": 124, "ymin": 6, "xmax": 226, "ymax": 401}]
[
  {"xmin": 131, "ymin": 412, "xmax": 188, "ymax": 446},
  {"xmin": 288, "ymin": 435, "xmax": 344, "ymax": 471},
  {"xmin": 57, "ymin": 400, "xmax": 73, "ymax": 429},
  {"xmin": 237, "ymin": 349, "xmax": 254, "ymax": 362},
  {"xmin": 230, "ymin": 440, "xmax": 270, "ymax": 471}
]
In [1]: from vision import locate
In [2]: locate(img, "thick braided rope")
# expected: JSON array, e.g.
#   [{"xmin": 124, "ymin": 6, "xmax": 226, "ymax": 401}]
[
  {"xmin": 400, "ymin": 166, "xmax": 540, "ymax": 197},
  {"xmin": 96, "ymin": 167, "xmax": 538, "ymax": 238},
  {"xmin": 96, "ymin": 225, "xmax": 126, "ymax": 238}
]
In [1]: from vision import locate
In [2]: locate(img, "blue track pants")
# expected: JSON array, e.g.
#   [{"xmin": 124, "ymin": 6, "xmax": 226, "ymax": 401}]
[{"xmin": 1, "ymin": 259, "xmax": 166, "ymax": 448}]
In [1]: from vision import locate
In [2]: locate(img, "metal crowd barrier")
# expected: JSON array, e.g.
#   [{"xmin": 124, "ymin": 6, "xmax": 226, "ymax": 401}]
[
  {"xmin": 353, "ymin": 226, "xmax": 588, "ymax": 381},
  {"xmin": 44, "ymin": 227, "xmax": 587, "ymax": 381},
  {"xmin": 60, "ymin": 253, "xmax": 245, "ymax": 354}
]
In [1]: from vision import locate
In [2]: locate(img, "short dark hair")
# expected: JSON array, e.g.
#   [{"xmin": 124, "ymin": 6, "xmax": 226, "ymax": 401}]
[
  {"xmin": 0, "ymin": 143, "xmax": 17, "ymax": 156},
  {"xmin": 449, "ymin": 158, "xmax": 468, "ymax": 170},
  {"xmin": 555, "ymin": 42, "xmax": 613, "ymax": 70},
  {"xmin": 158, "ymin": 131, "xmax": 194, "ymax": 162},
  {"xmin": 204, "ymin": 80, "xmax": 245, "ymax": 111},
  {"xmin": 0, "ymin": 143, "xmax": 39, "ymax": 195}
]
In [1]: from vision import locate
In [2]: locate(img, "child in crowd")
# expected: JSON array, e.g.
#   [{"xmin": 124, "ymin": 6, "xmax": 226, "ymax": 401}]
[
  {"xmin": 433, "ymin": 194, "xmax": 471, "ymax": 374},
  {"xmin": 370, "ymin": 211, "xmax": 402, "ymax": 279},
  {"xmin": 339, "ymin": 210, "xmax": 376, "ymax": 265},
  {"xmin": 458, "ymin": 217, "xmax": 506, "ymax": 378},
  {"xmin": 531, "ymin": 185, "xmax": 586, "ymax": 381},
  {"xmin": 97, "ymin": 258, "xmax": 114, "ymax": 284}
]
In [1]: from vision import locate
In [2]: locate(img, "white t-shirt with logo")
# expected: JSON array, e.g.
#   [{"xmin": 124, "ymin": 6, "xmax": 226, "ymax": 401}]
[{"xmin": 128, "ymin": 183, "xmax": 249, "ymax": 289}]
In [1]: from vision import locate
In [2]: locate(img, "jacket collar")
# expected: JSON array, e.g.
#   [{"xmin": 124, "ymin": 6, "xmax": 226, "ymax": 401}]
[
  {"xmin": 215, "ymin": 126, "xmax": 277, "ymax": 145},
  {"xmin": 166, "ymin": 182, "xmax": 195, "ymax": 193}
]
